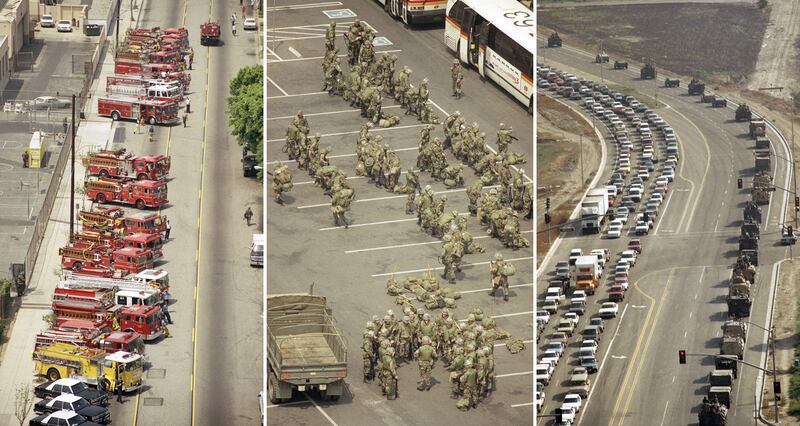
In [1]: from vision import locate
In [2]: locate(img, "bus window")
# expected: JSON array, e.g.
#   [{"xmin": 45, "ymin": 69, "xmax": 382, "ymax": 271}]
[{"xmin": 448, "ymin": 0, "xmax": 465, "ymax": 23}]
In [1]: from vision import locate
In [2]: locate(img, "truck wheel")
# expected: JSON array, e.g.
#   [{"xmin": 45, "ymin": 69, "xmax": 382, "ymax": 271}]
[
  {"xmin": 73, "ymin": 262, "xmax": 83, "ymax": 271},
  {"xmin": 135, "ymin": 199, "xmax": 146, "ymax": 209},
  {"xmin": 47, "ymin": 368, "xmax": 61, "ymax": 381},
  {"xmin": 138, "ymin": 173, "xmax": 148, "ymax": 181},
  {"xmin": 99, "ymin": 169, "xmax": 109, "ymax": 178},
  {"xmin": 148, "ymin": 116, "xmax": 156, "ymax": 125},
  {"xmin": 268, "ymin": 373, "xmax": 281, "ymax": 404},
  {"xmin": 111, "ymin": 111, "xmax": 120, "ymax": 121},
  {"xmin": 95, "ymin": 193, "xmax": 107, "ymax": 203}
]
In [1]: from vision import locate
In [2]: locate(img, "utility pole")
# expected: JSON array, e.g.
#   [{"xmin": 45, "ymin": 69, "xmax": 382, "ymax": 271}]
[
  {"xmin": 116, "ymin": 0, "xmax": 120, "ymax": 52},
  {"xmin": 771, "ymin": 325, "xmax": 779, "ymax": 422},
  {"xmin": 70, "ymin": 94, "xmax": 75, "ymax": 240},
  {"xmin": 580, "ymin": 133, "xmax": 585, "ymax": 189}
]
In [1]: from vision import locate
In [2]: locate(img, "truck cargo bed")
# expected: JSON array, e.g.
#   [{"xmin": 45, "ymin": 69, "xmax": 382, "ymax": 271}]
[{"xmin": 275, "ymin": 334, "xmax": 338, "ymax": 366}]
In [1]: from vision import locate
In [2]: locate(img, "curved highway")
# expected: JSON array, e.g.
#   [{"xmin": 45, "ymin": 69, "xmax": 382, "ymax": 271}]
[{"xmin": 536, "ymin": 39, "xmax": 792, "ymax": 426}]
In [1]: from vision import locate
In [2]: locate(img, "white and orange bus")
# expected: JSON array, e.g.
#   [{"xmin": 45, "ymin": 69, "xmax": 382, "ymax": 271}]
[
  {"xmin": 444, "ymin": 0, "xmax": 534, "ymax": 111},
  {"xmin": 375, "ymin": 0, "xmax": 447, "ymax": 25}
]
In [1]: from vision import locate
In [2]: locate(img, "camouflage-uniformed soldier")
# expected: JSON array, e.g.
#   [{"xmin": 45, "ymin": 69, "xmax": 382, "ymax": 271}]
[
  {"xmin": 476, "ymin": 348, "xmax": 490, "ymax": 397},
  {"xmin": 459, "ymin": 359, "xmax": 478, "ymax": 410},
  {"xmin": 359, "ymin": 38, "xmax": 375, "ymax": 66},
  {"xmin": 417, "ymin": 313, "xmax": 436, "ymax": 344},
  {"xmin": 465, "ymin": 180, "xmax": 483, "ymax": 216},
  {"xmin": 398, "ymin": 316, "xmax": 414, "ymax": 361},
  {"xmin": 301, "ymin": 132, "xmax": 320, "ymax": 171},
  {"xmin": 408, "ymin": 309, "xmax": 421, "ymax": 354},
  {"xmin": 404, "ymin": 192, "xmax": 416, "ymax": 215},
  {"xmin": 440, "ymin": 234, "xmax": 460, "ymax": 283},
  {"xmin": 271, "ymin": 162, "xmax": 293, "ymax": 204},
  {"xmin": 496, "ymin": 123, "xmax": 517, "ymax": 154},
  {"xmin": 331, "ymin": 186, "xmax": 355, "ymax": 228},
  {"xmin": 380, "ymin": 347, "xmax": 398, "ymax": 398},
  {"xmin": 414, "ymin": 336, "xmax": 438, "ymax": 391},
  {"xmin": 416, "ymin": 78, "xmax": 430, "ymax": 114},
  {"xmin": 344, "ymin": 19, "xmax": 365, "ymax": 65},
  {"xmin": 395, "ymin": 169, "xmax": 420, "ymax": 194},
  {"xmin": 443, "ymin": 111, "xmax": 460, "ymax": 148},
  {"xmin": 501, "ymin": 210, "xmax": 530, "ymax": 249},
  {"xmin": 416, "ymin": 185, "xmax": 434, "ymax": 225},
  {"xmin": 385, "ymin": 149, "xmax": 401, "ymax": 190},
  {"xmin": 439, "ymin": 317, "xmax": 459, "ymax": 362},
  {"xmin": 324, "ymin": 58, "xmax": 343, "ymax": 95},
  {"xmin": 442, "ymin": 164, "xmax": 464, "ymax": 188},
  {"xmin": 384, "ymin": 55, "xmax": 398, "ymax": 94},
  {"xmin": 478, "ymin": 188, "xmax": 500, "ymax": 225},
  {"xmin": 450, "ymin": 59, "xmax": 462, "ymax": 96},
  {"xmin": 394, "ymin": 66, "xmax": 412, "ymax": 106},
  {"xmin": 346, "ymin": 64, "xmax": 363, "ymax": 107},
  {"xmin": 448, "ymin": 344, "xmax": 465, "ymax": 397},
  {"xmin": 454, "ymin": 73, "xmax": 464, "ymax": 99},
  {"xmin": 489, "ymin": 253, "xmax": 514, "ymax": 301},
  {"xmin": 363, "ymin": 330, "xmax": 377, "ymax": 382},
  {"xmin": 522, "ymin": 183, "xmax": 533, "ymax": 219}
]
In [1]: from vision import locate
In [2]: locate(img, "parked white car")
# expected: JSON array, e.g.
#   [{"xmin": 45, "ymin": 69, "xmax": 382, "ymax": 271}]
[{"xmin": 57, "ymin": 20, "xmax": 72, "ymax": 32}]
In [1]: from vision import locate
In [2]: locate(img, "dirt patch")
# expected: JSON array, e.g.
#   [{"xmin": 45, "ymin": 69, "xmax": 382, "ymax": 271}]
[
  {"xmin": 536, "ymin": 94, "xmax": 601, "ymax": 264},
  {"xmin": 761, "ymin": 259, "xmax": 800, "ymax": 421},
  {"xmin": 539, "ymin": 3, "xmax": 769, "ymax": 82}
]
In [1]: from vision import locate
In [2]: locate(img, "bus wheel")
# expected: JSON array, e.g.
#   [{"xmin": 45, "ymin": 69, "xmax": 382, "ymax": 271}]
[
  {"xmin": 111, "ymin": 111, "xmax": 120, "ymax": 121},
  {"xmin": 47, "ymin": 368, "xmax": 61, "ymax": 381},
  {"xmin": 96, "ymin": 193, "xmax": 107, "ymax": 203},
  {"xmin": 136, "ymin": 199, "xmax": 146, "ymax": 209}
]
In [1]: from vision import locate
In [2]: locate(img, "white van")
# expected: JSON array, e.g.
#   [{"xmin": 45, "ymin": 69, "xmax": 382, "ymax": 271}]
[{"xmin": 250, "ymin": 234, "xmax": 264, "ymax": 267}]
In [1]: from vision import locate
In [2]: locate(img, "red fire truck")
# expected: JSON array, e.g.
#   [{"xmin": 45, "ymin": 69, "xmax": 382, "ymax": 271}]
[
  {"xmin": 123, "ymin": 212, "xmax": 167, "ymax": 235},
  {"xmin": 35, "ymin": 326, "xmax": 144, "ymax": 355},
  {"xmin": 106, "ymin": 75, "xmax": 186, "ymax": 95},
  {"xmin": 97, "ymin": 95, "xmax": 180, "ymax": 125},
  {"xmin": 115, "ymin": 59, "xmax": 182, "ymax": 76},
  {"xmin": 79, "ymin": 207, "xmax": 125, "ymax": 233},
  {"xmin": 119, "ymin": 305, "xmax": 164, "ymax": 341},
  {"xmin": 82, "ymin": 149, "xmax": 171, "ymax": 180},
  {"xmin": 59, "ymin": 244, "xmax": 155, "ymax": 277},
  {"xmin": 124, "ymin": 233, "xmax": 163, "ymax": 259},
  {"xmin": 200, "ymin": 22, "xmax": 221, "ymax": 46},
  {"xmin": 85, "ymin": 177, "xmax": 168, "ymax": 209},
  {"xmin": 52, "ymin": 300, "xmax": 164, "ymax": 342},
  {"xmin": 73, "ymin": 230, "xmax": 124, "ymax": 250},
  {"xmin": 106, "ymin": 84, "xmax": 184, "ymax": 105}
]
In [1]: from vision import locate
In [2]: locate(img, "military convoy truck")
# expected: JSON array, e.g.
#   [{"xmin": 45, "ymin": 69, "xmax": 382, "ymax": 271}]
[
  {"xmin": 720, "ymin": 336, "xmax": 744, "ymax": 360},
  {"xmin": 743, "ymin": 201, "xmax": 762, "ymax": 223},
  {"xmin": 595, "ymin": 52, "xmax": 609, "ymax": 63},
  {"xmin": 548, "ymin": 32, "xmax": 562, "ymax": 47},
  {"xmin": 664, "ymin": 78, "xmax": 679, "ymax": 88},
  {"xmin": 640, "ymin": 63, "xmax": 656, "ymax": 80},
  {"xmin": 699, "ymin": 396, "xmax": 728, "ymax": 425},
  {"xmin": 749, "ymin": 120, "xmax": 766, "ymax": 138},
  {"xmin": 267, "ymin": 294, "xmax": 347, "ymax": 404},
  {"xmin": 754, "ymin": 150, "xmax": 771, "ymax": 172},
  {"xmin": 735, "ymin": 104, "xmax": 752, "ymax": 122},
  {"xmin": 755, "ymin": 136, "xmax": 770, "ymax": 150},
  {"xmin": 688, "ymin": 78, "xmax": 705, "ymax": 95}
]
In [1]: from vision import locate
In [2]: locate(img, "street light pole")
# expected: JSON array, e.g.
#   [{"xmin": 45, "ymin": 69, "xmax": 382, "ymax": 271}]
[
  {"xmin": 70, "ymin": 94, "xmax": 75, "ymax": 241},
  {"xmin": 741, "ymin": 320, "xmax": 780, "ymax": 421}
]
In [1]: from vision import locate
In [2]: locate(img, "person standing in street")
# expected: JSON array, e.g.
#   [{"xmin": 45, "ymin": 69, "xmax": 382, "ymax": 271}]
[
  {"xmin": 165, "ymin": 219, "xmax": 171, "ymax": 239},
  {"xmin": 161, "ymin": 302, "xmax": 172, "ymax": 324},
  {"xmin": 186, "ymin": 97, "xmax": 191, "ymax": 113},
  {"xmin": 244, "ymin": 207, "xmax": 253, "ymax": 226},
  {"xmin": 182, "ymin": 113, "xmax": 188, "ymax": 127},
  {"xmin": 115, "ymin": 375, "xmax": 124, "ymax": 403}
]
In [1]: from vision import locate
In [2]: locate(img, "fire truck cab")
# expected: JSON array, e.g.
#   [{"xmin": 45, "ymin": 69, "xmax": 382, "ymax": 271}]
[
  {"xmin": 124, "ymin": 232, "xmax": 163, "ymax": 259},
  {"xmin": 133, "ymin": 269, "xmax": 169, "ymax": 293},
  {"xmin": 124, "ymin": 212, "xmax": 166, "ymax": 235},
  {"xmin": 115, "ymin": 288, "xmax": 161, "ymax": 307},
  {"xmin": 113, "ymin": 247, "xmax": 155, "ymax": 275},
  {"xmin": 119, "ymin": 304, "xmax": 163, "ymax": 341}
]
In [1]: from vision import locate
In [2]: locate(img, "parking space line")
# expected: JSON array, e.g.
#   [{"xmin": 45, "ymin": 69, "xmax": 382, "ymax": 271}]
[
  {"xmin": 297, "ymin": 186, "xmax": 498, "ymax": 209},
  {"xmin": 460, "ymin": 283, "xmax": 533, "ymax": 294},
  {"xmin": 266, "ymin": 46, "xmax": 283, "ymax": 61},
  {"xmin": 343, "ymin": 230, "xmax": 531, "ymax": 254},
  {"xmin": 267, "ymin": 91, "xmax": 326, "ymax": 99},
  {"xmin": 267, "ymin": 76, "xmax": 289, "ymax": 97},
  {"xmin": 304, "ymin": 394, "xmax": 338, "ymax": 426},
  {"xmin": 511, "ymin": 402, "xmax": 534, "ymax": 408},
  {"xmin": 267, "ymin": 146, "xmax": 418, "ymax": 165},
  {"xmin": 495, "ymin": 371, "xmax": 533, "ymax": 379},
  {"xmin": 268, "ymin": 49, "xmax": 402, "ymax": 63},
  {"xmin": 371, "ymin": 256, "xmax": 533, "ymax": 277},
  {"xmin": 494, "ymin": 339, "xmax": 533, "ymax": 348},
  {"xmin": 267, "ymin": 124, "xmax": 426, "ymax": 143},
  {"xmin": 320, "ymin": 212, "xmax": 470, "ymax": 231},
  {"xmin": 268, "ymin": 105, "xmax": 401, "ymax": 121},
  {"xmin": 266, "ymin": 2, "xmax": 343, "ymax": 12},
  {"xmin": 288, "ymin": 47, "xmax": 303, "ymax": 58}
]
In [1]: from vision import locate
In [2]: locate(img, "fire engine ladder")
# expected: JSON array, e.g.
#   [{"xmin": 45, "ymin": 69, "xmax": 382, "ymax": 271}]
[
  {"xmin": 60, "ymin": 274, "xmax": 156, "ymax": 293},
  {"xmin": 79, "ymin": 212, "xmax": 120, "ymax": 231},
  {"xmin": 36, "ymin": 330, "xmax": 95, "ymax": 348},
  {"xmin": 33, "ymin": 352, "xmax": 85, "ymax": 370}
]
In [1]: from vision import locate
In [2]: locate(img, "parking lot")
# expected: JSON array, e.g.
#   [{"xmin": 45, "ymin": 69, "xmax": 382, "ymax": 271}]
[{"xmin": 266, "ymin": 0, "xmax": 532, "ymax": 424}]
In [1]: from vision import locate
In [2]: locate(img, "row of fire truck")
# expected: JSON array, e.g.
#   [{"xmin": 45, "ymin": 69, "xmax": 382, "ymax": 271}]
[
  {"xmin": 82, "ymin": 148, "xmax": 170, "ymax": 181},
  {"xmin": 98, "ymin": 26, "xmax": 193, "ymax": 125}
]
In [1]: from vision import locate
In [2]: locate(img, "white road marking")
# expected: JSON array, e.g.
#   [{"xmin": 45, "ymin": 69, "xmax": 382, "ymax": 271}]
[
  {"xmin": 683, "ymin": 331, "xmax": 687, "ymax": 340},
  {"xmin": 298, "ymin": 186, "xmax": 499, "ymax": 209},
  {"xmin": 267, "ymin": 105, "xmax": 401, "ymax": 121},
  {"xmin": 371, "ymin": 256, "xmax": 533, "ymax": 277},
  {"xmin": 288, "ymin": 47, "xmax": 303, "ymax": 58},
  {"xmin": 304, "ymin": 394, "xmax": 338, "ymax": 426},
  {"xmin": 630, "ymin": 305, "xmax": 647, "ymax": 309},
  {"xmin": 343, "ymin": 230, "xmax": 532, "ymax": 253},
  {"xmin": 494, "ymin": 339, "xmax": 533, "ymax": 348},
  {"xmin": 653, "ymin": 187, "xmax": 676, "ymax": 235},
  {"xmin": 266, "ymin": 124, "xmax": 427, "ymax": 143},
  {"xmin": 266, "ymin": 46, "xmax": 283, "ymax": 61},
  {"xmin": 267, "ymin": 91, "xmax": 326, "ymax": 99},
  {"xmin": 660, "ymin": 400, "xmax": 670, "ymax": 426},
  {"xmin": 511, "ymin": 402, "xmax": 534, "ymax": 408},
  {"xmin": 672, "ymin": 376, "xmax": 675, "ymax": 383},
  {"xmin": 266, "ymin": 76, "xmax": 289, "ymax": 97},
  {"xmin": 320, "ymin": 216, "xmax": 421, "ymax": 231},
  {"xmin": 495, "ymin": 371, "xmax": 533, "ymax": 378},
  {"xmin": 458, "ymin": 311, "xmax": 533, "ymax": 322},
  {"xmin": 689, "ymin": 311, "xmax": 693, "ymax": 319},
  {"xmin": 266, "ymin": 146, "xmax": 418, "ymax": 165},
  {"xmin": 611, "ymin": 355, "xmax": 628, "ymax": 359},
  {"xmin": 267, "ymin": 2, "xmax": 343, "ymax": 12},
  {"xmin": 460, "ymin": 283, "xmax": 533, "ymax": 294},
  {"xmin": 267, "ymin": 49, "xmax": 402, "ymax": 64},
  {"xmin": 266, "ymin": 400, "xmax": 312, "ymax": 409}
]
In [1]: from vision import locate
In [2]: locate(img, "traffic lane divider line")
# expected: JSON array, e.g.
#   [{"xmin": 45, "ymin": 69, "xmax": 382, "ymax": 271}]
[
  {"xmin": 371, "ymin": 256, "xmax": 533, "ymax": 277},
  {"xmin": 268, "ymin": 105, "xmax": 402, "ymax": 121},
  {"xmin": 511, "ymin": 402, "xmax": 533, "ymax": 408},
  {"xmin": 266, "ymin": 124, "xmax": 427, "ymax": 143},
  {"xmin": 344, "ymin": 230, "xmax": 532, "ymax": 254},
  {"xmin": 297, "ymin": 185, "xmax": 500, "ymax": 209},
  {"xmin": 618, "ymin": 270, "xmax": 675, "ymax": 425}
]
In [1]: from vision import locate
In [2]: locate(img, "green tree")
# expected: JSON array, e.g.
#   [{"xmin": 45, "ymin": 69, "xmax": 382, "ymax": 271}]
[{"xmin": 227, "ymin": 66, "xmax": 264, "ymax": 180}]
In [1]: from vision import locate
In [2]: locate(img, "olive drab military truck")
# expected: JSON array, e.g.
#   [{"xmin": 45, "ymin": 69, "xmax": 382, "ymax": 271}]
[
  {"xmin": 740, "ymin": 221, "xmax": 760, "ymax": 240},
  {"xmin": 640, "ymin": 62, "xmax": 656, "ymax": 80},
  {"xmin": 751, "ymin": 171, "xmax": 772, "ymax": 207},
  {"xmin": 738, "ymin": 236, "xmax": 758, "ymax": 266},
  {"xmin": 267, "ymin": 294, "xmax": 347, "ymax": 404},
  {"xmin": 664, "ymin": 78, "xmax": 680, "ymax": 88},
  {"xmin": 721, "ymin": 321, "xmax": 747, "ymax": 343},
  {"xmin": 755, "ymin": 136, "xmax": 771, "ymax": 150},
  {"xmin": 749, "ymin": 119, "xmax": 766, "ymax": 138},
  {"xmin": 688, "ymin": 78, "xmax": 705, "ymax": 96},
  {"xmin": 735, "ymin": 104, "xmax": 752, "ymax": 122},
  {"xmin": 547, "ymin": 32, "xmax": 562, "ymax": 47},
  {"xmin": 727, "ymin": 274, "xmax": 752, "ymax": 318},
  {"xmin": 754, "ymin": 149, "xmax": 771, "ymax": 173},
  {"xmin": 698, "ymin": 396, "xmax": 728, "ymax": 425},
  {"xmin": 743, "ymin": 201, "xmax": 762, "ymax": 223},
  {"xmin": 595, "ymin": 52, "xmax": 609, "ymax": 63},
  {"xmin": 712, "ymin": 97, "xmax": 727, "ymax": 108},
  {"xmin": 613, "ymin": 61, "xmax": 628, "ymax": 70}
]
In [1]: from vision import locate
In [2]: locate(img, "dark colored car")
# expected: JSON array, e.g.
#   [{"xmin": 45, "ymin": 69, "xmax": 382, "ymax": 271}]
[
  {"xmin": 34, "ymin": 379, "xmax": 108, "ymax": 406},
  {"xmin": 242, "ymin": 154, "xmax": 258, "ymax": 177},
  {"xmin": 29, "ymin": 409, "xmax": 104, "ymax": 426},
  {"xmin": 34, "ymin": 394, "xmax": 110, "ymax": 424}
]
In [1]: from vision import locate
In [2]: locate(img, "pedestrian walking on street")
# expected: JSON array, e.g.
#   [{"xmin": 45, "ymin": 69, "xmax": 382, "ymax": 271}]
[
  {"xmin": 232, "ymin": 23, "xmax": 237, "ymax": 37},
  {"xmin": 161, "ymin": 302, "xmax": 173, "ymax": 324},
  {"xmin": 244, "ymin": 206, "xmax": 253, "ymax": 226},
  {"xmin": 186, "ymin": 97, "xmax": 191, "ymax": 113},
  {"xmin": 148, "ymin": 125, "xmax": 155, "ymax": 142},
  {"xmin": 21, "ymin": 151, "xmax": 28, "ymax": 168},
  {"xmin": 182, "ymin": 113, "xmax": 188, "ymax": 127},
  {"xmin": 136, "ymin": 116, "xmax": 143, "ymax": 134},
  {"xmin": 165, "ymin": 219, "xmax": 171, "ymax": 239},
  {"xmin": 188, "ymin": 49, "xmax": 194, "ymax": 69}
]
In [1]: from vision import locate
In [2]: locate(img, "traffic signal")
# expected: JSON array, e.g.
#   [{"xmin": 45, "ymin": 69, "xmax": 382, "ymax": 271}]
[
  {"xmin": 775, "ymin": 380, "xmax": 782, "ymax": 396},
  {"xmin": 678, "ymin": 350, "xmax": 687, "ymax": 364},
  {"xmin": 545, "ymin": 197, "xmax": 551, "ymax": 210},
  {"xmin": 544, "ymin": 213, "xmax": 552, "ymax": 224},
  {"xmin": 795, "ymin": 197, "xmax": 799, "ymax": 208},
  {"xmin": 737, "ymin": 178, "xmax": 743, "ymax": 189}
]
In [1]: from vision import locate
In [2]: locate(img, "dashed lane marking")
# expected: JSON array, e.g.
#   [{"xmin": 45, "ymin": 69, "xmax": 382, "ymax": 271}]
[{"xmin": 288, "ymin": 47, "xmax": 302, "ymax": 58}]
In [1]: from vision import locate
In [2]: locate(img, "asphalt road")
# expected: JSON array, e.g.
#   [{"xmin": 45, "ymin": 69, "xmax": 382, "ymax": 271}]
[
  {"xmin": 535, "ymin": 41, "xmax": 791, "ymax": 425},
  {"xmin": 113, "ymin": 0, "xmax": 263, "ymax": 425},
  {"xmin": 266, "ymin": 1, "xmax": 532, "ymax": 424}
]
